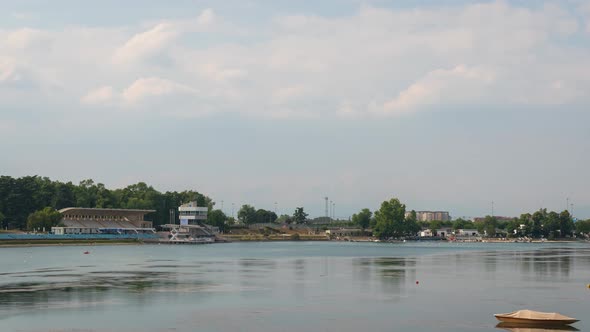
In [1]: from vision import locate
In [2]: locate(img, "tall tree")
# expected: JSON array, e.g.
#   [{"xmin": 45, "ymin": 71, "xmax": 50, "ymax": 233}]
[
  {"xmin": 531, "ymin": 209, "xmax": 546, "ymax": 238},
  {"xmin": 293, "ymin": 207, "xmax": 308, "ymax": 224},
  {"xmin": 238, "ymin": 204, "xmax": 257, "ymax": 224},
  {"xmin": 559, "ymin": 210, "xmax": 574, "ymax": 237},
  {"xmin": 352, "ymin": 208, "xmax": 372, "ymax": 229},
  {"xmin": 373, "ymin": 198, "xmax": 407, "ymax": 239},
  {"xmin": 207, "ymin": 209, "xmax": 228, "ymax": 232}
]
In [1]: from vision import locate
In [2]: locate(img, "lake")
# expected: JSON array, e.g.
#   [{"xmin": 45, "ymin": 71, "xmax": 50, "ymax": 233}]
[{"xmin": 1, "ymin": 241, "xmax": 589, "ymax": 331}]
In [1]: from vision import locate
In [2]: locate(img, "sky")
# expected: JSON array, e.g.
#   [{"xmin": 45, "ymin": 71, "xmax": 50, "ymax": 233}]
[{"xmin": 1, "ymin": 0, "xmax": 589, "ymax": 219}]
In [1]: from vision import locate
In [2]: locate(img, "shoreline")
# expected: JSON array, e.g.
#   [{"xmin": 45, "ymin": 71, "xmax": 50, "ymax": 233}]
[{"xmin": 0, "ymin": 238, "xmax": 585, "ymax": 248}]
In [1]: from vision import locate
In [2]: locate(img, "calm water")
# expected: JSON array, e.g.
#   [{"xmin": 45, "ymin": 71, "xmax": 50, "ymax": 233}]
[{"xmin": 1, "ymin": 242, "xmax": 589, "ymax": 332}]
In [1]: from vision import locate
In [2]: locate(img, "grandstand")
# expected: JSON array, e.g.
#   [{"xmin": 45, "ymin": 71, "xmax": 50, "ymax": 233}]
[{"xmin": 52, "ymin": 207, "xmax": 156, "ymax": 235}]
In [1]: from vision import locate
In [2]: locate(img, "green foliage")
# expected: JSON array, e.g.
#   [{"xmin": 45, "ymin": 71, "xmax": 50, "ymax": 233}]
[
  {"xmin": 506, "ymin": 218, "xmax": 521, "ymax": 237},
  {"xmin": 352, "ymin": 208, "xmax": 372, "ymax": 229},
  {"xmin": 576, "ymin": 220, "xmax": 590, "ymax": 235},
  {"xmin": 26, "ymin": 207, "xmax": 62, "ymax": 231},
  {"xmin": 276, "ymin": 214, "xmax": 293, "ymax": 224},
  {"xmin": 293, "ymin": 207, "xmax": 308, "ymax": 224},
  {"xmin": 559, "ymin": 210, "xmax": 574, "ymax": 237},
  {"xmin": 373, "ymin": 198, "xmax": 419, "ymax": 239},
  {"xmin": 452, "ymin": 218, "xmax": 473, "ymax": 230},
  {"xmin": 208, "ymin": 209, "xmax": 228, "ymax": 232},
  {"xmin": 290, "ymin": 233, "xmax": 301, "ymax": 241},
  {"xmin": 255, "ymin": 209, "xmax": 278, "ymax": 223},
  {"xmin": 0, "ymin": 175, "xmax": 212, "ymax": 229},
  {"xmin": 238, "ymin": 204, "xmax": 257, "ymax": 224}
]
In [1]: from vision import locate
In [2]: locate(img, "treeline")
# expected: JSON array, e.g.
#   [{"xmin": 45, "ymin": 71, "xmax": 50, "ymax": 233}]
[
  {"xmin": 351, "ymin": 201, "xmax": 587, "ymax": 239},
  {"xmin": 0, "ymin": 176, "xmax": 212, "ymax": 230},
  {"xmin": 350, "ymin": 199, "xmax": 420, "ymax": 239}
]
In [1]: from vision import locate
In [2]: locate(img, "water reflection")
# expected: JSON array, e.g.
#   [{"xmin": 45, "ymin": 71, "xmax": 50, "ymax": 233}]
[
  {"xmin": 352, "ymin": 257, "xmax": 415, "ymax": 297},
  {"xmin": 0, "ymin": 265, "xmax": 214, "ymax": 315},
  {"xmin": 496, "ymin": 322, "xmax": 579, "ymax": 331}
]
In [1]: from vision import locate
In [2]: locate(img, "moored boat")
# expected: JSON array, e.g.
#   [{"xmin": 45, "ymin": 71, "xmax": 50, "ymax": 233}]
[{"xmin": 495, "ymin": 310, "xmax": 578, "ymax": 326}]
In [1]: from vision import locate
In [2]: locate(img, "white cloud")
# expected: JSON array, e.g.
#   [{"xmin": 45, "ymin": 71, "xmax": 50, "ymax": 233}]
[
  {"xmin": 112, "ymin": 23, "xmax": 181, "ymax": 64},
  {"xmin": 81, "ymin": 86, "xmax": 115, "ymax": 105},
  {"xmin": 376, "ymin": 65, "xmax": 496, "ymax": 115},
  {"xmin": 112, "ymin": 8, "xmax": 215, "ymax": 65},
  {"xmin": 121, "ymin": 77, "xmax": 197, "ymax": 105},
  {"xmin": 2, "ymin": 2, "xmax": 590, "ymax": 118}
]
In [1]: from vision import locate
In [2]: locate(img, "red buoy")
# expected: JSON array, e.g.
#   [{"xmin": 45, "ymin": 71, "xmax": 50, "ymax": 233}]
[
  {"xmin": 83, "ymin": 251, "xmax": 90, "ymax": 254},
  {"xmin": 416, "ymin": 280, "xmax": 419, "ymax": 285}
]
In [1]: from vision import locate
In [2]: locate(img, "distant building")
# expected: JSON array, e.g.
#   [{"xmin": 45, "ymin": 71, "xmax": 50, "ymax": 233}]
[
  {"xmin": 406, "ymin": 211, "xmax": 451, "ymax": 222},
  {"xmin": 325, "ymin": 228, "xmax": 367, "ymax": 237},
  {"xmin": 455, "ymin": 229, "xmax": 480, "ymax": 237},
  {"xmin": 419, "ymin": 227, "xmax": 452, "ymax": 237},
  {"xmin": 178, "ymin": 201, "xmax": 208, "ymax": 225},
  {"xmin": 52, "ymin": 207, "xmax": 155, "ymax": 234}
]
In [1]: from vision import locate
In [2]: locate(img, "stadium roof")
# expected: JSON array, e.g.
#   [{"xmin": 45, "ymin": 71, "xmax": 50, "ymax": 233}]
[{"xmin": 59, "ymin": 207, "xmax": 156, "ymax": 214}]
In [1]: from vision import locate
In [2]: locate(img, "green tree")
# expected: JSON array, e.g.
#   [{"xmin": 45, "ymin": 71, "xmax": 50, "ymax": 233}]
[
  {"xmin": 276, "ymin": 214, "xmax": 293, "ymax": 224},
  {"xmin": 373, "ymin": 198, "xmax": 407, "ymax": 239},
  {"xmin": 519, "ymin": 213, "xmax": 533, "ymax": 236},
  {"xmin": 238, "ymin": 204, "xmax": 257, "ymax": 224},
  {"xmin": 544, "ymin": 211, "xmax": 560, "ymax": 239},
  {"xmin": 531, "ymin": 209, "xmax": 546, "ymax": 238},
  {"xmin": 576, "ymin": 220, "xmax": 590, "ymax": 235},
  {"xmin": 479, "ymin": 215, "xmax": 497, "ymax": 237},
  {"xmin": 452, "ymin": 218, "xmax": 473, "ymax": 230},
  {"xmin": 207, "ymin": 209, "xmax": 228, "ymax": 232},
  {"xmin": 293, "ymin": 207, "xmax": 308, "ymax": 224},
  {"xmin": 558, "ymin": 210, "xmax": 574, "ymax": 237},
  {"xmin": 405, "ymin": 210, "xmax": 421, "ymax": 235},
  {"xmin": 0, "ymin": 211, "xmax": 5, "ymax": 229},
  {"xmin": 255, "ymin": 209, "xmax": 278, "ymax": 223},
  {"xmin": 352, "ymin": 208, "xmax": 372, "ymax": 229},
  {"xmin": 506, "ymin": 218, "xmax": 521, "ymax": 237},
  {"xmin": 429, "ymin": 220, "xmax": 442, "ymax": 235},
  {"xmin": 26, "ymin": 207, "xmax": 62, "ymax": 231}
]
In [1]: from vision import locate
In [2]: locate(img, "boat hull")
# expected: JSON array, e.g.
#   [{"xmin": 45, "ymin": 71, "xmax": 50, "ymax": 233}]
[{"xmin": 495, "ymin": 316, "xmax": 579, "ymax": 326}]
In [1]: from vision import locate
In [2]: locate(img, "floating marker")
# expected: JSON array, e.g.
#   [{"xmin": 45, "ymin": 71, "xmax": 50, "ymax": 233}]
[
  {"xmin": 416, "ymin": 280, "xmax": 419, "ymax": 285},
  {"xmin": 83, "ymin": 251, "xmax": 90, "ymax": 254}
]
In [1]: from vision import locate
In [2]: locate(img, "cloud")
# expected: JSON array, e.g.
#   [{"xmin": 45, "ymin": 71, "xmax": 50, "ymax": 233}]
[
  {"xmin": 121, "ymin": 77, "xmax": 197, "ymax": 105},
  {"xmin": 112, "ymin": 23, "xmax": 182, "ymax": 64},
  {"xmin": 2, "ymin": 2, "xmax": 590, "ymax": 118},
  {"xmin": 81, "ymin": 86, "xmax": 115, "ymax": 105},
  {"xmin": 376, "ymin": 65, "xmax": 496, "ymax": 115},
  {"xmin": 112, "ymin": 8, "xmax": 215, "ymax": 64}
]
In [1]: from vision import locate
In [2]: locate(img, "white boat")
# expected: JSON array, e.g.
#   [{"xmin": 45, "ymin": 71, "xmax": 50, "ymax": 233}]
[{"xmin": 495, "ymin": 310, "xmax": 578, "ymax": 326}]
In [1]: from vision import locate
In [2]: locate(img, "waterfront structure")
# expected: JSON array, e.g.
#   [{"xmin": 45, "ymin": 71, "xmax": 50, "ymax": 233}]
[
  {"xmin": 419, "ymin": 227, "xmax": 452, "ymax": 237},
  {"xmin": 52, "ymin": 207, "xmax": 155, "ymax": 234},
  {"xmin": 160, "ymin": 202, "xmax": 215, "ymax": 243},
  {"xmin": 325, "ymin": 228, "xmax": 367, "ymax": 237},
  {"xmin": 178, "ymin": 201, "xmax": 208, "ymax": 225},
  {"xmin": 455, "ymin": 229, "xmax": 480, "ymax": 237},
  {"xmin": 406, "ymin": 211, "xmax": 451, "ymax": 222}
]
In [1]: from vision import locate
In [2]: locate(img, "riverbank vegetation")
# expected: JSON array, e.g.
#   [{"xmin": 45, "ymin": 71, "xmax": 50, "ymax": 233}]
[{"xmin": 0, "ymin": 175, "xmax": 212, "ymax": 229}]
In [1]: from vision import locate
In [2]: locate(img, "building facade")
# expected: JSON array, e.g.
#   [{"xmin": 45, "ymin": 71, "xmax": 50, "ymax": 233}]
[
  {"xmin": 405, "ymin": 211, "xmax": 451, "ymax": 222},
  {"xmin": 178, "ymin": 201, "xmax": 208, "ymax": 226},
  {"xmin": 53, "ymin": 207, "xmax": 155, "ymax": 234}
]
